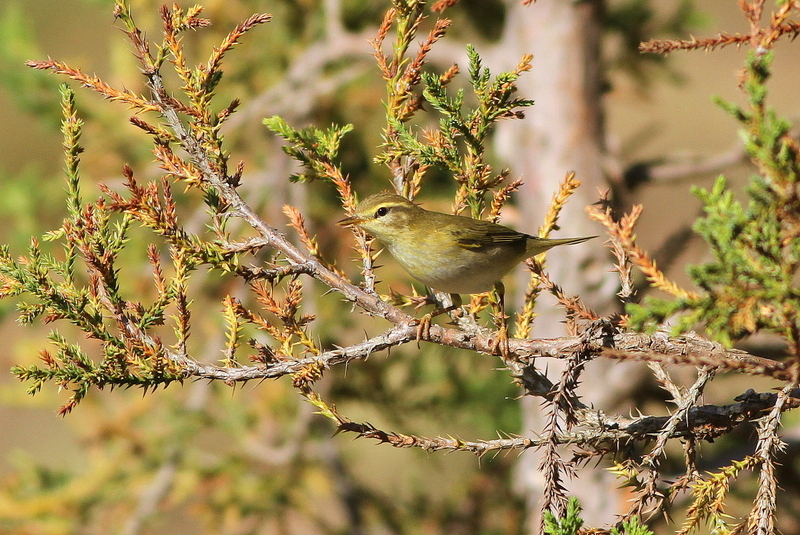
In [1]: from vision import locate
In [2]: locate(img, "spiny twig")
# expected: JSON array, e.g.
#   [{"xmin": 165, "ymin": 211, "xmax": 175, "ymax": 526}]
[{"xmin": 625, "ymin": 367, "xmax": 717, "ymax": 520}]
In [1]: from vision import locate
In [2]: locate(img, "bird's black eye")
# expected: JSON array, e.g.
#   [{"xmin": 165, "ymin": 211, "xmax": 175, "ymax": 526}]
[{"xmin": 375, "ymin": 206, "xmax": 389, "ymax": 217}]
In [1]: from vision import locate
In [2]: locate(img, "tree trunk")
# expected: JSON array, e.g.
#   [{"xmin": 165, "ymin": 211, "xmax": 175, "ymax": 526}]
[{"xmin": 494, "ymin": 0, "xmax": 632, "ymax": 529}]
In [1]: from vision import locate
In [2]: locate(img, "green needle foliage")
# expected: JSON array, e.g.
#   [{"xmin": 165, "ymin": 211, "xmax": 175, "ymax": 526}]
[
  {"xmin": 542, "ymin": 497, "xmax": 585, "ymax": 535},
  {"xmin": 379, "ymin": 43, "xmax": 534, "ymax": 217},
  {"xmin": 627, "ymin": 50, "xmax": 800, "ymax": 349},
  {"xmin": 264, "ymin": 115, "xmax": 354, "ymax": 183},
  {"xmin": 542, "ymin": 497, "xmax": 654, "ymax": 535}
]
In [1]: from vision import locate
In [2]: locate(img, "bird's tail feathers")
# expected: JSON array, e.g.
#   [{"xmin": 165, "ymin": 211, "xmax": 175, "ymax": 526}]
[{"xmin": 526, "ymin": 235, "xmax": 596, "ymax": 256}]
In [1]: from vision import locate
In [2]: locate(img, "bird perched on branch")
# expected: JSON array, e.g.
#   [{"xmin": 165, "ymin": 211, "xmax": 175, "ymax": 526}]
[{"xmin": 339, "ymin": 192, "xmax": 594, "ymax": 353}]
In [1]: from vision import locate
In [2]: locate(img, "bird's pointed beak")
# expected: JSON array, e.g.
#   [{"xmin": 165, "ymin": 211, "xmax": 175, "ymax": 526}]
[{"xmin": 337, "ymin": 215, "xmax": 365, "ymax": 227}]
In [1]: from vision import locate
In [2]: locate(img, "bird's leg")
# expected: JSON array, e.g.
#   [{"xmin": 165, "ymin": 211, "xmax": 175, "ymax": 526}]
[
  {"xmin": 490, "ymin": 281, "xmax": 510, "ymax": 357},
  {"xmin": 416, "ymin": 292, "xmax": 462, "ymax": 344}
]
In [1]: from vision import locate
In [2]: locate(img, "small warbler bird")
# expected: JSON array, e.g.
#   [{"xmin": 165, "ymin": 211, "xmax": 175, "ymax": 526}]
[{"xmin": 339, "ymin": 192, "xmax": 594, "ymax": 350}]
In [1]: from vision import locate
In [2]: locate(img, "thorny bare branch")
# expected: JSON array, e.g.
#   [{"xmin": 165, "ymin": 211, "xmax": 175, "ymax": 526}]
[
  {"xmin": 734, "ymin": 383, "xmax": 795, "ymax": 535},
  {"xmin": 626, "ymin": 367, "xmax": 717, "ymax": 521},
  {"xmin": 165, "ymin": 320, "xmax": 785, "ymax": 385},
  {"xmin": 329, "ymin": 383, "xmax": 800, "ymax": 456}
]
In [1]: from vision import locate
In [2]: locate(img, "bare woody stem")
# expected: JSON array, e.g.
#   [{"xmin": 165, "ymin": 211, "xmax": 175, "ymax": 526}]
[{"xmin": 143, "ymin": 67, "xmax": 410, "ymax": 326}]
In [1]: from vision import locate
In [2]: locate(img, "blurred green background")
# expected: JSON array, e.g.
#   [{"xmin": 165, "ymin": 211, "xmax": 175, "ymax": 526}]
[{"xmin": 1, "ymin": 1, "xmax": 799, "ymax": 534}]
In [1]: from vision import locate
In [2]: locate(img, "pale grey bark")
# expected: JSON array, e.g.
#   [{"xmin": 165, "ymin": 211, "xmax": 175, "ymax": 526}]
[{"xmin": 493, "ymin": 0, "xmax": 636, "ymax": 529}]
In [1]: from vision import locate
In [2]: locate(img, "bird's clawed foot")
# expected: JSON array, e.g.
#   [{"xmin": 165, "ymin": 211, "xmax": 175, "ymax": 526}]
[
  {"xmin": 413, "ymin": 292, "xmax": 461, "ymax": 346},
  {"xmin": 489, "ymin": 281, "xmax": 510, "ymax": 357},
  {"xmin": 490, "ymin": 322, "xmax": 511, "ymax": 357},
  {"xmin": 415, "ymin": 313, "xmax": 434, "ymax": 347}
]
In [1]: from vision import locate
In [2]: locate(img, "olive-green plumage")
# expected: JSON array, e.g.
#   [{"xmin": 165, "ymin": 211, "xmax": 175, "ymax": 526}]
[{"xmin": 339, "ymin": 192, "xmax": 594, "ymax": 295}]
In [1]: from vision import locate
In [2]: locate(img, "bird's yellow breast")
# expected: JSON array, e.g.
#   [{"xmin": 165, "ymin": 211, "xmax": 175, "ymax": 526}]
[
  {"xmin": 381, "ymin": 228, "xmax": 527, "ymax": 294},
  {"xmin": 345, "ymin": 192, "xmax": 592, "ymax": 296}
]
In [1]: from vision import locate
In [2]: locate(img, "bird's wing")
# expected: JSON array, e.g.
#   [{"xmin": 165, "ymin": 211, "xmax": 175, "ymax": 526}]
[{"xmin": 451, "ymin": 219, "xmax": 529, "ymax": 249}]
